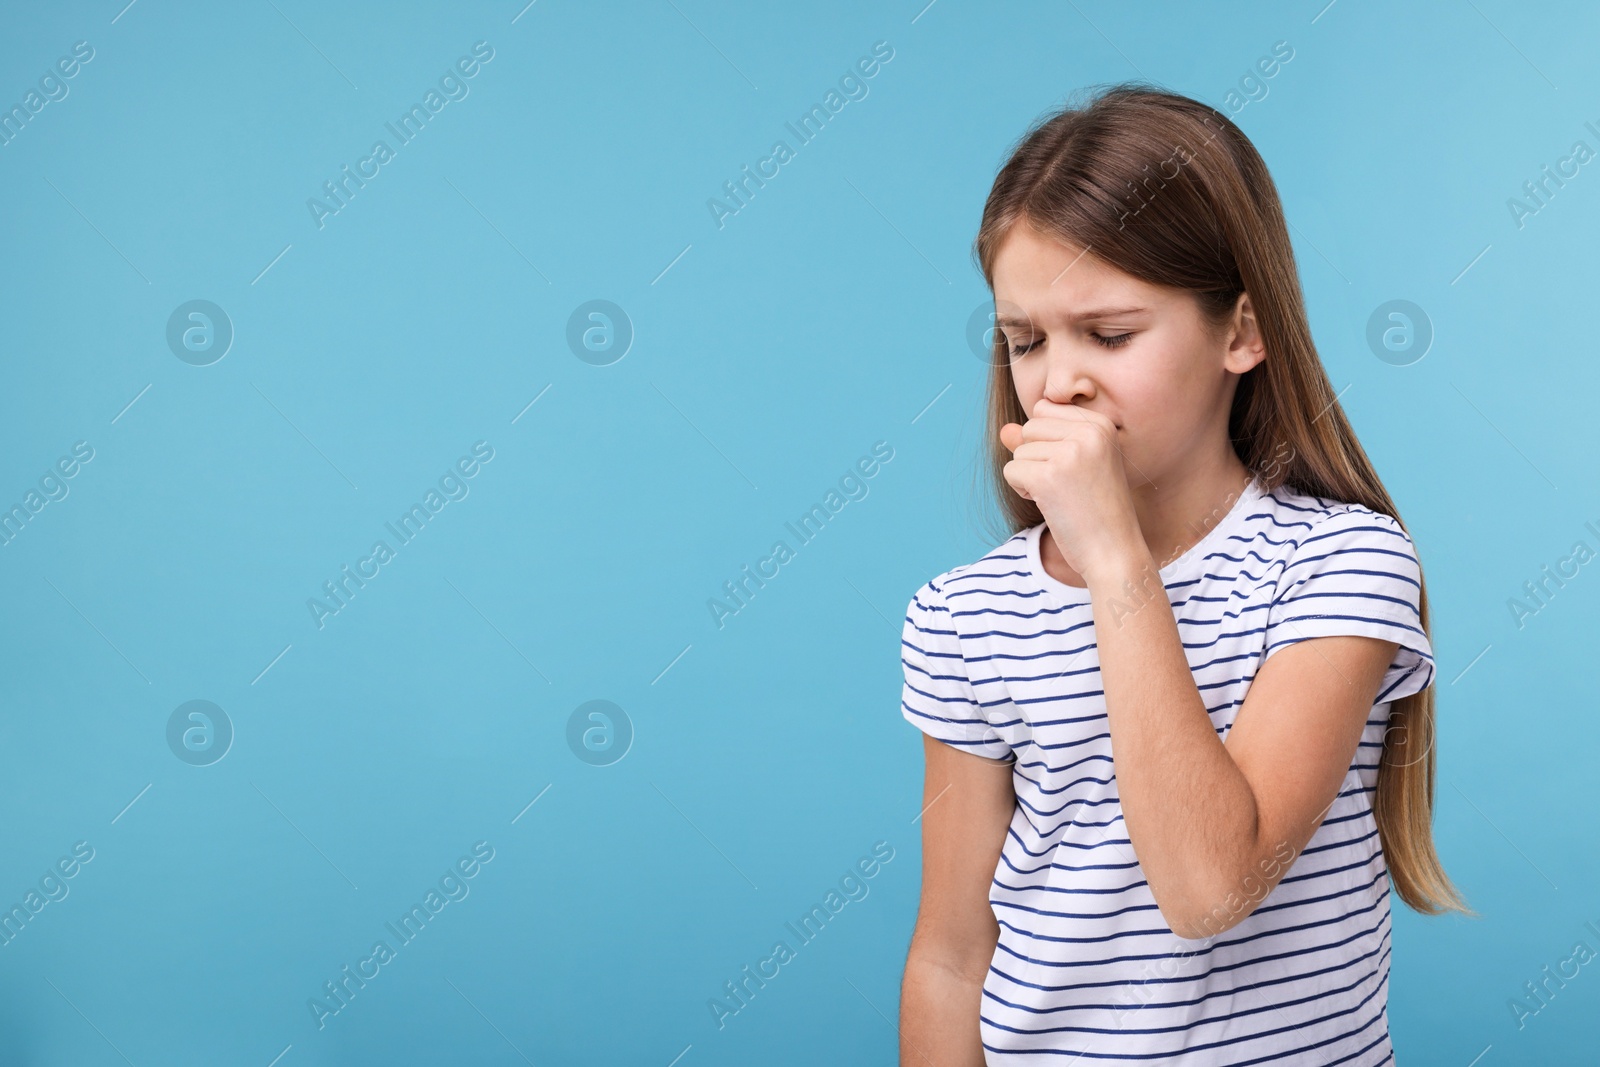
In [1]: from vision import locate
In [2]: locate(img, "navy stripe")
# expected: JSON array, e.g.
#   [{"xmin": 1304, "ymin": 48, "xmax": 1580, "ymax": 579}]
[
  {"xmin": 980, "ymin": 979, "xmax": 1387, "ymax": 1060},
  {"xmin": 994, "ymin": 827, "xmax": 1382, "ymax": 899},
  {"xmin": 988, "ymin": 908, "xmax": 1391, "ymax": 993},
  {"xmin": 992, "ymin": 868, "xmax": 1387, "ymax": 948},
  {"xmin": 981, "ymin": 944, "xmax": 1386, "ymax": 1035}
]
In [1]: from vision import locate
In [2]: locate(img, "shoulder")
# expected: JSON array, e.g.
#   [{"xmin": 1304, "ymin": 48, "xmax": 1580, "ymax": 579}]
[
  {"xmin": 1256, "ymin": 484, "xmax": 1422, "ymax": 603},
  {"xmin": 1253, "ymin": 484, "xmax": 1432, "ymax": 680},
  {"xmin": 1258, "ymin": 482, "xmax": 1416, "ymax": 557},
  {"xmin": 904, "ymin": 527, "xmax": 1037, "ymax": 627}
]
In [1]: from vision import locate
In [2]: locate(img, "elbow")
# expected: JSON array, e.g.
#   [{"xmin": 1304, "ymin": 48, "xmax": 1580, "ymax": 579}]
[
  {"xmin": 1160, "ymin": 898, "xmax": 1250, "ymax": 942},
  {"xmin": 906, "ymin": 935, "xmax": 997, "ymax": 991},
  {"xmin": 907, "ymin": 913, "xmax": 1000, "ymax": 987},
  {"xmin": 1154, "ymin": 866, "xmax": 1275, "ymax": 942},
  {"xmin": 1154, "ymin": 829, "xmax": 1301, "ymax": 940}
]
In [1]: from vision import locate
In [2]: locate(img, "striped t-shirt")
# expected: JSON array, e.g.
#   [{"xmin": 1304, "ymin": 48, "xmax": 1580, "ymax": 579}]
[{"xmin": 900, "ymin": 474, "xmax": 1434, "ymax": 1065}]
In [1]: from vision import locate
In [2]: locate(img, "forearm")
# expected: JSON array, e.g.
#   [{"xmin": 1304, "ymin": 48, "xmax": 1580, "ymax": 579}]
[
  {"xmin": 1086, "ymin": 548, "xmax": 1261, "ymax": 933},
  {"xmin": 900, "ymin": 949, "xmax": 988, "ymax": 1066}
]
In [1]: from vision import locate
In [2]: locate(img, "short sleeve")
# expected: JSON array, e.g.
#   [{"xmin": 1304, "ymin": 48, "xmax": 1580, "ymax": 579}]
[
  {"xmin": 1262, "ymin": 508, "xmax": 1436, "ymax": 704},
  {"xmin": 900, "ymin": 580, "xmax": 1014, "ymax": 761}
]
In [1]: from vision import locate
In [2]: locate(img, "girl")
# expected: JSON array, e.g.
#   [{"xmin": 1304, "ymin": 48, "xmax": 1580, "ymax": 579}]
[{"xmin": 897, "ymin": 84, "xmax": 1472, "ymax": 1065}]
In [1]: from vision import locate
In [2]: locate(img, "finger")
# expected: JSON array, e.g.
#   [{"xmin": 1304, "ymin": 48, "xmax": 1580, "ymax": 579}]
[
  {"xmin": 999, "ymin": 422, "xmax": 1024, "ymax": 452},
  {"xmin": 1017, "ymin": 417, "xmax": 1085, "ymax": 444},
  {"xmin": 1032, "ymin": 398, "xmax": 1115, "ymax": 432},
  {"xmin": 1000, "ymin": 460, "xmax": 1035, "ymax": 501},
  {"xmin": 1008, "ymin": 441, "xmax": 1071, "ymax": 462},
  {"xmin": 1032, "ymin": 398, "xmax": 1083, "ymax": 419},
  {"xmin": 1003, "ymin": 456, "xmax": 1054, "ymax": 503},
  {"xmin": 1028, "ymin": 414, "xmax": 1117, "ymax": 451},
  {"xmin": 1015, "ymin": 432, "xmax": 1116, "ymax": 467}
]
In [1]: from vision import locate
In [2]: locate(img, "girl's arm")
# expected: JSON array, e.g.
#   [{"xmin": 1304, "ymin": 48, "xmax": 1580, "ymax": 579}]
[
  {"xmin": 1086, "ymin": 548, "xmax": 1398, "ymax": 940},
  {"xmin": 900, "ymin": 734, "xmax": 1014, "ymax": 1066}
]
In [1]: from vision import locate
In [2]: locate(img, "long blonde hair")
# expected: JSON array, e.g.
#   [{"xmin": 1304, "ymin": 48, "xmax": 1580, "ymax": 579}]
[{"xmin": 970, "ymin": 82, "xmax": 1471, "ymax": 917}]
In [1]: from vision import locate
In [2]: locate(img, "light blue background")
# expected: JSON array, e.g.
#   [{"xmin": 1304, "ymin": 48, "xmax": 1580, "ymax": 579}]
[{"xmin": 1, "ymin": 1, "xmax": 1595, "ymax": 1063}]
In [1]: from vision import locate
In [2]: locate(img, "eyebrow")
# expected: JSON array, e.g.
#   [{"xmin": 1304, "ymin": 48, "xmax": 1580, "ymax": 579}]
[{"xmin": 994, "ymin": 305, "xmax": 1148, "ymax": 327}]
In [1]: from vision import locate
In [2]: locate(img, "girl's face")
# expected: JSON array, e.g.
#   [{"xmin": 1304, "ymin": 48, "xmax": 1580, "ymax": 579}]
[{"xmin": 991, "ymin": 222, "xmax": 1264, "ymax": 490}]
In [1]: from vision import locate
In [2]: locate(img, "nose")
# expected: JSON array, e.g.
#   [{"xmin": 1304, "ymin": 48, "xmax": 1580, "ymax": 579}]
[{"xmin": 1042, "ymin": 351, "xmax": 1095, "ymax": 407}]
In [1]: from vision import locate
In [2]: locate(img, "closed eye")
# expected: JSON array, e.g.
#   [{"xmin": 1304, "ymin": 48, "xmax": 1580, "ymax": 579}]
[{"xmin": 1007, "ymin": 331, "xmax": 1133, "ymax": 359}]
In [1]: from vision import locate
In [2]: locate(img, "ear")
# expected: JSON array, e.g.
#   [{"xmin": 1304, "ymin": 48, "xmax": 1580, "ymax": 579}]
[{"xmin": 1223, "ymin": 292, "xmax": 1267, "ymax": 375}]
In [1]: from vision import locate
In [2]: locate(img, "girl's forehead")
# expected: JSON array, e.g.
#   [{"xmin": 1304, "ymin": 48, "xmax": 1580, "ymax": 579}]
[
  {"xmin": 992, "ymin": 278, "xmax": 1169, "ymax": 332},
  {"xmin": 995, "ymin": 236, "xmax": 1151, "ymax": 298},
  {"xmin": 992, "ymin": 228, "xmax": 1186, "ymax": 325}
]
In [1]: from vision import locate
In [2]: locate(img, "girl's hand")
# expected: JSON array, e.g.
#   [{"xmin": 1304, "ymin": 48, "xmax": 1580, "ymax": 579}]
[{"xmin": 999, "ymin": 398, "xmax": 1145, "ymax": 583}]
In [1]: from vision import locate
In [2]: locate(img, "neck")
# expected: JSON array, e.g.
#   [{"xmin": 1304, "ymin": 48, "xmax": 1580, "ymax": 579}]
[{"xmin": 1130, "ymin": 454, "xmax": 1256, "ymax": 572}]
